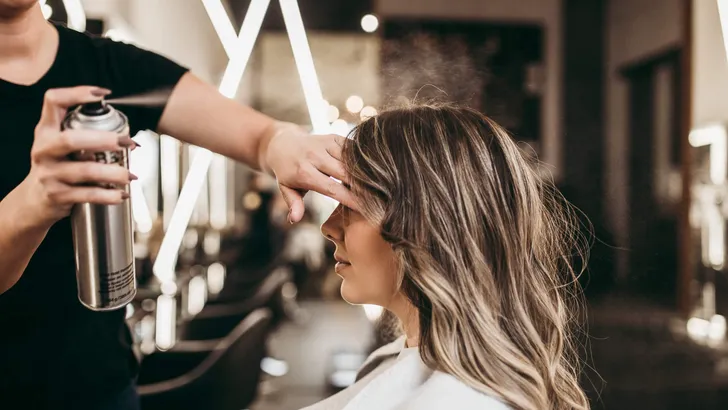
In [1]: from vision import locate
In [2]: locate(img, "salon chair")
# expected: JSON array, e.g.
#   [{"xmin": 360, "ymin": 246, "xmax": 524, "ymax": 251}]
[
  {"xmin": 208, "ymin": 257, "xmax": 286, "ymax": 304},
  {"xmin": 178, "ymin": 266, "xmax": 292, "ymax": 341},
  {"xmin": 138, "ymin": 308, "xmax": 272, "ymax": 410}
]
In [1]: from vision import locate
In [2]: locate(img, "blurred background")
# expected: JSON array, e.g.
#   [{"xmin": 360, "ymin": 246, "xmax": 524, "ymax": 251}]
[{"xmin": 43, "ymin": 0, "xmax": 728, "ymax": 408}]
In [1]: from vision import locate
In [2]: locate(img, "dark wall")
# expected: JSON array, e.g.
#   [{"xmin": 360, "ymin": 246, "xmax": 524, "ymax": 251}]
[
  {"xmin": 227, "ymin": 0, "xmax": 374, "ymax": 32},
  {"xmin": 562, "ymin": 0, "xmax": 615, "ymax": 298},
  {"xmin": 562, "ymin": 0, "xmax": 605, "ymax": 222},
  {"xmin": 380, "ymin": 19, "xmax": 544, "ymax": 144}
]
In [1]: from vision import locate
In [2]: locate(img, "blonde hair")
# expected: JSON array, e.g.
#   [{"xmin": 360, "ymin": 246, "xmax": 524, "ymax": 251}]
[{"xmin": 343, "ymin": 103, "xmax": 589, "ymax": 410}]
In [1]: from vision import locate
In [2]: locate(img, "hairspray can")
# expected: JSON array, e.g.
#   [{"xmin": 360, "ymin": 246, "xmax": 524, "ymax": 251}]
[{"xmin": 61, "ymin": 100, "xmax": 136, "ymax": 311}]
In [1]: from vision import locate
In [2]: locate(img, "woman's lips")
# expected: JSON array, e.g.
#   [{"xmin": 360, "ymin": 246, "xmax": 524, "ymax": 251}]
[{"xmin": 335, "ymin": 262, "xmax": 351, "ymax": 274}]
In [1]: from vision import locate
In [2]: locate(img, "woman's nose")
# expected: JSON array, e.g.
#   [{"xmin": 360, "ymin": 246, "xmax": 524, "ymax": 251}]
[{"xmin": 321, "ymin": 205, "xmax": 344, "ymax": 242}]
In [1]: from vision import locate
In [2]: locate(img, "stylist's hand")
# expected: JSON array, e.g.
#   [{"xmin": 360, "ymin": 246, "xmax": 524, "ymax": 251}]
[
  {"xmin": 23, "ymin": 86, "xmax": 138, "ymax": 227},
  {"xmin": 264, "ymin": 122, "xmax": 356, "ymax": 223}
]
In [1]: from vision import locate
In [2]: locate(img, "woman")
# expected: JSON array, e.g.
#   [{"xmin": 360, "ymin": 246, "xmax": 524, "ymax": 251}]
[{"xmin": 313, "ymin": 104, "xmax": 589, "ymax": 410}]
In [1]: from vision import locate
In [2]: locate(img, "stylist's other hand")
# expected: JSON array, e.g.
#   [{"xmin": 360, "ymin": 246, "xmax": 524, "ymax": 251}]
[
  {"xmin": 264, "ymin": 122, "xmax": 355, "ymax": 223},
  {"xmin": 23, "ymin": 86, "xmax": 137, "ymax": 227}
]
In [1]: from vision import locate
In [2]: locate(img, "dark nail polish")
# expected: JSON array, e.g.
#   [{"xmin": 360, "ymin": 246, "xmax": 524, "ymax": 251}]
[
  {"xmin": 129, "ymin": 173, "xmax": 139, "ymax": 181},
  {"xmin": 121, "ymin": 191, "xmax": 130, "ymax": 200},
  {"xmin": 91, "ymin": 88, "xmax": 112, "ymax": 97}
]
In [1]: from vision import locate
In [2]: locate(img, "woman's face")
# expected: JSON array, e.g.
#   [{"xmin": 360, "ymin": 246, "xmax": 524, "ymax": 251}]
[{"xmin": 321, "ymin": 205, "xmax": 398, "ymax": 307}]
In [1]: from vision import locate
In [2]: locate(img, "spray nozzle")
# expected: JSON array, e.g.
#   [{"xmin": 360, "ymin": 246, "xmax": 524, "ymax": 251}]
[{"xmin": 80, "ymin": 100, "xmax": 111, "ymax": 116}]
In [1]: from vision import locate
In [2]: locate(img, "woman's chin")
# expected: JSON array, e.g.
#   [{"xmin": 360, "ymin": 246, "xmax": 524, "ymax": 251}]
[{"xmin": 339, "ymin": 280, "xmax": 368, "ymax": 305}]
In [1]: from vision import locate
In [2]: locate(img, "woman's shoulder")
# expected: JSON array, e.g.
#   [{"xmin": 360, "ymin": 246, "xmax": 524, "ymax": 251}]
[
  {"xmin": 355, "ymin": 336, "xmax": 407, "ymax": 381},
  {"xmin": 398, "ymin": 371, "xmax": 511, "ymax": 410}
]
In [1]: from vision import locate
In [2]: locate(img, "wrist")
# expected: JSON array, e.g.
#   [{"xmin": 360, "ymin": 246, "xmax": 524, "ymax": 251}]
[
  {"xmin": 257, "ymin": 122, "xmax": 277, "ymax": 176},
  {"xmin": 15, "ymin": 178, "xmax": 58, "ymax": 231},
  {"xmin": 258, "ymin": 121, "xmax": 304, "ymax": 176}
]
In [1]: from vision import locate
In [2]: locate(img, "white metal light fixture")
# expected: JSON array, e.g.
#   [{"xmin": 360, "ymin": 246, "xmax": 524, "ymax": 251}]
[{"xmin": 154, "ymin": 0, "xmax": 329, "ymax": 280}]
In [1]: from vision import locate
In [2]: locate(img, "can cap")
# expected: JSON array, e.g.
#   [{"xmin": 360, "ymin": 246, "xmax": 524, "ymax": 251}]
[{"xmin": 80, "ymin": 100, "xmax": 111, "ymax": 116}]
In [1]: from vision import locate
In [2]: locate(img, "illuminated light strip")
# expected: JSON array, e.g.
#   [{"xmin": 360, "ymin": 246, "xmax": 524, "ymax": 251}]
[
  {"xmin": 160, "ymin": 135, "xmax": 180, "ymax": 231},
  {"xmin": 200, "ymin": 0, "xmax": 240, "ymax": 60},
  {"xmin": 718, "ymin": 0, "xmax": 728, "ymax": 64},
  {"xmin": 209, "ymin": 155, "xmax": 228, "ymax": 229},
  {"xmin": 707, "ymin": 204, "xmax": 725, "ymax": 269},
  {"xmin": 689, "ymin": 125, "xmax": 727, "ymax": 185},
  {"xmin": 690, "ymin": 124, "xmax": 727, "ymax": 270},
  {"xmin": 279, "ymin": 0, "xmax": 329, "ymax": 134},
  {"xmin": 155, "ymin": 295, "xmax": 176, "ymax": 350},
  {"xmin": 153, "ymin": 0, "xmax": 269, "ymax": 281},
  {"xmin": 61, "ymin": 0, "xmax": 86, "ymax": 32},
  {"xmin": 218, "ymin": 0, "xmax": 270, "ymax": 98},
  {"xmin": 155, "ymin": 0, "xmax": 329, "ymax": 279},
  {"xmin": 209, "ymin": 0, "xmax": 270, "ymax": 229},
  {"xmin": 130, "ymin": 182, "xmax": 153, "ymax": 233}
]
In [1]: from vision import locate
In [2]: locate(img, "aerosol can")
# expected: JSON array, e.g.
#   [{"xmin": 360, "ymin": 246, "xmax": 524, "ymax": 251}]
[{"xmin": 61, "ymin": 100, "xmax": 136, "ymax": 311}]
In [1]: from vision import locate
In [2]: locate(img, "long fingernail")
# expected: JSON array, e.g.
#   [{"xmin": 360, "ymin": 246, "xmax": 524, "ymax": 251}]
[
  {"xmin": 132, "ymin": 140, "xmax": 142, "ymax": 148},
  {"xmin": 91, "ymin": 87, "xmax": 112, "ymax": 97},
  {"xmin": 118, "ymin": 136, "xmax": 135, "ymax": 147},
  {"xmin": 129, "ymin": 172, "xmax": 139, "ymax": 181},
  {"xmin": 121, "ymin": 191, "xmax": 130, "ymax": 200}
]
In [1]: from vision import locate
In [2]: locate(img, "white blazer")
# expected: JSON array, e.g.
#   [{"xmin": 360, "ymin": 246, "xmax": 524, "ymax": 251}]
[{"xmin": 302, "ymin": 337, "xmax": 510, "ymax": 410}]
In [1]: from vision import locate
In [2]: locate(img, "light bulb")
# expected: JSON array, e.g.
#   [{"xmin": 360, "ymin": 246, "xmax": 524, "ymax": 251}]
[
  {"xmin": 360, "ymin": 14, "xmax": 379, "ymax": 33},
  {"xmin": 360, "ymin": 106, "xmax": 377, "ymax": 121},
  {"xmin": 327, "ymin": 105, "xmax": 340, "ymax": 122},
  {"xmin": 345, "ymin": 96, "xmax": 364, "ymax": 114}
]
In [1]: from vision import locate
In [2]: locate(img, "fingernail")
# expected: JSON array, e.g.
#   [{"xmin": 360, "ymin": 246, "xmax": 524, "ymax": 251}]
[
  {"xmin": 91, "ymin": 87, "xmax": 112, "ymax": 97},
  {"xmin": 121, "ymin": 191, "xmax": 130, "ymax": 200},
  {"xmin": 288, "ymin": 212, "xmax": 293, "ymax": 224},
  {"xmin": 129, "ymin": 172, "xmax": 139, "ymax": 181},
  {"xmin": 133, "ymin": 140, "xmax": 142, "ymax": 148},
  {"xmin": 118, "ymin": 136, "xmax": 135, "ymax": 147}
]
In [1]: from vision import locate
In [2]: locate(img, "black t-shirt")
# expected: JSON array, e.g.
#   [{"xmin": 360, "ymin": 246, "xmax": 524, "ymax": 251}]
[{"xmin": 0, "ymin": 23, "xmax": 188, "ymax": 409}]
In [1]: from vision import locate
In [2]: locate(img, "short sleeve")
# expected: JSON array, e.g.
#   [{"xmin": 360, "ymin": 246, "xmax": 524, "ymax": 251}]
[{"xmin": 94, "ymin": 38, "xmax": 189, "ymax": 136}]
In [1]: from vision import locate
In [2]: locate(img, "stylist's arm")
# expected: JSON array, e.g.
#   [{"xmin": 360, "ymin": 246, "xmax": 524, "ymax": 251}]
[
  {"xmin": 157, "ymin": 72, "xmax": 356, "ymax": 223},
  {"xmin": 0, "ymin": 86, "xmax": 136, "ymax": 294}
]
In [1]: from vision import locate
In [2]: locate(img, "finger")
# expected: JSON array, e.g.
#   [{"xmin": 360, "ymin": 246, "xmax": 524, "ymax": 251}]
[
  {"xmin": 307, "ymin": 172, "xmax": 359, "ymax": 212},
  {"xmin": 39, "ymin": 129, "xmax": 128, "ymax": 158},
  {"xmin": 316, "ymin": 153, "xmax": 348, "ymax": 183},
  {"xmin": 53, "ymin": 162, "xmax": 135, "ymax": 186},
  {"xmin": 324, "ymin": 134, "xmax": 347, "ymax": 161},
  {"xmin": 279, "ymin": 184, "xmax": 306, "ymax": 224},
  {"xmin": 51, "ymin": 185, "xmax": 128, "ymax": 206},
  {"xmin": 39, "ymin": 86, "xmax": 111, "ymax": 129}
]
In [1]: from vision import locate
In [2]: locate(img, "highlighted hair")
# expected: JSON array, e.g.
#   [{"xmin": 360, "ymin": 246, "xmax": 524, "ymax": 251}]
[{"xmin": 343, "ymin": 103, "xmax": 589, "ymax": 410}]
